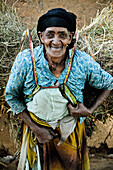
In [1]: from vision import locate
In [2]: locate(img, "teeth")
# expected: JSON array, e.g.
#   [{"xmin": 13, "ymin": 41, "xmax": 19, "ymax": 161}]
[{"xmin": 51, "ymin": 47, "xmax": 61, "ymax": 49}]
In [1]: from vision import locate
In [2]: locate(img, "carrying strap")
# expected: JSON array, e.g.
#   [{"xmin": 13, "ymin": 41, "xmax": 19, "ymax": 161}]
[
  {"xmin": 64, "ymin": 47, "xmax": 75, "ymax": 84},
  {"xmin": 59, "ymin": 84, "xmax": 77, "ymax": 107},
  {"xmin": 28, "ymin": 30, "xmax": 38, "ymax": 85},
  {"xmin": 24, "ymin": 84, "xmax": 41, "ymax": 99},
  {"xmin": 64, "ymin": 33, "xmax": 77, "ymax": 84}
]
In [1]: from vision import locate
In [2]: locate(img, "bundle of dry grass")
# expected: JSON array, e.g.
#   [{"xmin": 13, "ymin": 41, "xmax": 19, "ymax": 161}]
[
  {"xmin": 0, "ymin": 2, "xmax": 39, "ymax": 106},
  {"xmin": 0, "ymin": 2, "xmax": 39, "ymax": 94},
  {"xmin": 78, "ymin": 4, "xmax": 113, "ymax": 75},
  {"xmin": 0, "ymin": 3, "xmax": 24, "ymax": 86}
]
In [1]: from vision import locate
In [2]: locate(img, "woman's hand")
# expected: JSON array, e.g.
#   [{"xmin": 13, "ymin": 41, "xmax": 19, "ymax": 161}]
[
  {"xmin": 68, "ymin": 90, "xmax": 111, "ymax": 118},
  {"xmin": 31, "ymin": 124, "xmax": 59, "ymax": 144},
  {"xmin": 68, "ymin": 102, "xmax": 91, "ymax": 117},
  {"xmin": 18, "ymin": 110, "xmax": 59, "ymax": 144}
]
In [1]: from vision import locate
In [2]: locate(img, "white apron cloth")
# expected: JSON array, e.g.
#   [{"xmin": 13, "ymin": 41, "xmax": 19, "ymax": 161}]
[{"xmin": 27, "ymin": 88, "xmax": 77, "ymax": 140}]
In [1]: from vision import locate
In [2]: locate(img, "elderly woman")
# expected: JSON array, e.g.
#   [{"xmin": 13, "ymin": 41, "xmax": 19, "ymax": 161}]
[{"xmin": 5, "ymin": 8, "xmax": 113, "ymax": 170}]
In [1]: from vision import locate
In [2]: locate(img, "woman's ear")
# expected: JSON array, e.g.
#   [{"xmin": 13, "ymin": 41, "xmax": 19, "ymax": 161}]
[
  {"xmin": 38, "ymin": 31, "xmax": 44, "ymax": 43},
  {"xmin": 68, "ymin": 32, "xmax": 74, "ymax": 44}
]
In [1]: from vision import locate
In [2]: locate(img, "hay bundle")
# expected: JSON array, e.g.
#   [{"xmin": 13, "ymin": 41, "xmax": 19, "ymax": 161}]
[
  {"xmin": 0, "ymin": 4, "xmax": 25, "ymax": 90},
  {"xmin": 0, "ymin": 2, "xmax": 39, "ymax": 99},
  {"xmin": 78, "ymin": 4, "xmax": 113, "ymax": 75}
]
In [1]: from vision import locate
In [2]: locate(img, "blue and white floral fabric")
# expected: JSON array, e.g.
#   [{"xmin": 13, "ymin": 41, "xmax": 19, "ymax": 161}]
[{"xmin": 5, "ymin": 46, "xmax": 113, "ymax": 123}]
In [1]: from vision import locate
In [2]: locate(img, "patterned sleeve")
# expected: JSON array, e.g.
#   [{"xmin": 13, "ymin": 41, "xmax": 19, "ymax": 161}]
[
  {"xmin": 87, "ymin": 57, "xmax": 113, "ymax": 90},
  {"xmin": 5, "ymin": 51, "xmax": 28, "ymax": 115}
]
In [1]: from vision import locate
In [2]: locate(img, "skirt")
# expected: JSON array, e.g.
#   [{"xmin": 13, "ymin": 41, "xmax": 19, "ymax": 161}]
[{"xmin": 18, "ymin": 118, "xmax": 90, "ymax": 170}]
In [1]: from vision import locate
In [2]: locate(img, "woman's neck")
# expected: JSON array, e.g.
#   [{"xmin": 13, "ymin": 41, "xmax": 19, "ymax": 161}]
[
  {"xmin": 46, "ymin": 55, "xmax": 67, "ymax": 78},
  {"xmin": 50, "ymin": 64, "xmax": 65, "ymax": 78},
  {"xmin": 45, "ymin": 51, "xmax": 68, "ymax": 68}
]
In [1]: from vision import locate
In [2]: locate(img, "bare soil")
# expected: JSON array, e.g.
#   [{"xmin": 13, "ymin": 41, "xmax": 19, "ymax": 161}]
[
  {"xmin": 6, "ymin": 0, "xmax": 110, "ymax": 29},
  {"xmin": 0, "ymin": 155, "xmax": 113, "ymax": 170},
  {"xmin": 90, "ymin": 155, "xmax": 113, "ymax": 170}
]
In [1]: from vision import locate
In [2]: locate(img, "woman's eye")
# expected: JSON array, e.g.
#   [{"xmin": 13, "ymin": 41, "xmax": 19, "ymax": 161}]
[
  {"xmin": 59, "ymin": 33, "xmax": 67, "ymax": 38},
  {"xmin": 46, "ymin": 33, "xmax": 54, "ymax": 38}
]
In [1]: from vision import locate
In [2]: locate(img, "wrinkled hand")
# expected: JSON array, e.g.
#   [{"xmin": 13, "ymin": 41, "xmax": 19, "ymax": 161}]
[
  {"xmin": 68, "ymin": 102, "xmax": 91, "ymax": 118},
  {"xmin": 31, "ymin": 124, "xmax": 59, "ymax": 144},
  {"xmin": 18, "ymin": 110, "xmax": 59, "ymax": 144}
]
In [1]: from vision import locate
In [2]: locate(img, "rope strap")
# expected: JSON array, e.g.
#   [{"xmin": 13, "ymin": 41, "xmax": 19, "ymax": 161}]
[{"xmin": 59, "ymin": 84, "xmax": 77, "ymax": 107}]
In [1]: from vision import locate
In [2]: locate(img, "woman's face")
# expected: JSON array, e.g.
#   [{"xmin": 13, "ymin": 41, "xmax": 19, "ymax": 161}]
[{"xmin": 39, "ymin": 27, "xmax": 73, "ymax": 60}]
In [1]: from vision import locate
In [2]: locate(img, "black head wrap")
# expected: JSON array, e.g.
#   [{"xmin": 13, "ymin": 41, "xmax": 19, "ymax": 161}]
[{"xmin": 37, "ymin": 8, "xmax": 77, "ymax": 33}]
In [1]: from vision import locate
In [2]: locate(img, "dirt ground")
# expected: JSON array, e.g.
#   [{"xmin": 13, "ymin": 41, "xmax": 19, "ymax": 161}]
[
  {"xmin": 0, "ymin": 0, "xmax": 113, "ymax": 169},
  {"xmin": 89, "ymin": 154, "xmax": 113, "ymax": 170},
  {"xmin": 6, "ymin": 0, "xmax": 111, "ymax": 29},
  {"xmin": 1, "ymin": 153, "xmax": 113, "ymax": 170},
  {"xmin": 1, "ymin": 156, "xmax": 113, "ymax": 170}
]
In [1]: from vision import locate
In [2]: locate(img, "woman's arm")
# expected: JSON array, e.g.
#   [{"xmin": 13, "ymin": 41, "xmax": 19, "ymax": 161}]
[
  {"xmin": 5, "ymin": 52, "xmax": 27, "ymax": 114},
  {"xmin": 68, "ymin": 89, "xmax": 111, "ymax": 117}
]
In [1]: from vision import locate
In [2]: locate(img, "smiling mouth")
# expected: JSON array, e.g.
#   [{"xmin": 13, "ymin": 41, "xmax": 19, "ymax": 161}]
[{"xmin": 51, "ymin": 46, "xmax": 62, "ymax": 50}]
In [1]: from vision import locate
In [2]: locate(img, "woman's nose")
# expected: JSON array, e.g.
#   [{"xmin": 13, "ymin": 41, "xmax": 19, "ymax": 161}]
[{"xmin": 52, "ymin": 35, "xmax": 60, "ymax": 45}]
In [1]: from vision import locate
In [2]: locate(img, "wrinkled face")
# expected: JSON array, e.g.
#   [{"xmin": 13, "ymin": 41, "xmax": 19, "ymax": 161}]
[{"xmin": 38, "ymin": 27, "xmax": 73, "ymax": 60}]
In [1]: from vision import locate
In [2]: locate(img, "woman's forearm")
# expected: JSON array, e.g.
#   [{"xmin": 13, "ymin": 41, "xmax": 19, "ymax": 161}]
[
  {"xmin": 89, "ymin": 89, "xmax": 111, "ymax": 114},
  {"xmin": 18, "ymin": 110, "xmax": 37, "ymax": 131}
]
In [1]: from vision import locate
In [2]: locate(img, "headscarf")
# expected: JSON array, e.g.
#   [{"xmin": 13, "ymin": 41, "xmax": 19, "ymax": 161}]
[{"xmin": 37, "ymin": 8, "xmax": 77, "ymax": 33}]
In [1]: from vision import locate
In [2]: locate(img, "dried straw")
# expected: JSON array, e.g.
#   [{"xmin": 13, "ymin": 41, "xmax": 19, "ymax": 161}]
[
  {"xmin": 0, "ymin": 2, "xmax": 39, "ymax": 104},
  {"xmin": 0, "ymin": 2, "xmax": 25, "ymax": 92},
  {"xmin": 78, "ymin": 4, "xmax": 113, "ymax": 75}
]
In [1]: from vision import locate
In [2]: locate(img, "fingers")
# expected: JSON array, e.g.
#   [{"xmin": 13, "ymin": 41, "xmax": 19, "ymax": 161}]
[
  {"xmin": 49, "ymin": 129, "xmax": 59, "ymax": 138},
  {"xmin": 68, "ymin": 102, "xmax": 90, "ymax": 117},
  {"xmin": 37, "ymin": 133, "xmax": 53, "ymax": 144},
  {"xmin": 67, "ymin": 103, "xmax": 78, "ymax": 111},
  {"xmin": 36, "ymin": 128, "xmax": 59, "ymax": 144}
]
